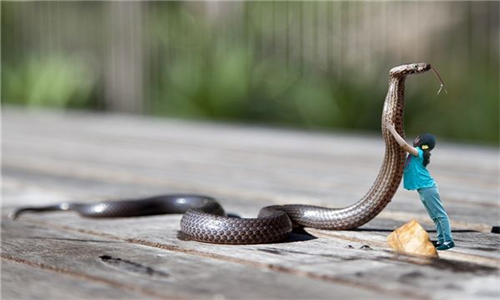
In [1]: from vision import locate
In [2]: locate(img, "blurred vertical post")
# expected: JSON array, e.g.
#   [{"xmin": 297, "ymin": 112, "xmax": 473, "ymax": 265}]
[{"xmin": 105, "ymin": 1, "xmax": 144, "ymax": 113}]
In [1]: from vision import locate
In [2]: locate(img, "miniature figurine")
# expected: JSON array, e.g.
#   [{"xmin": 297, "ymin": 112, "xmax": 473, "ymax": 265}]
[{"xmin": 385, "ymin": 121, "xmax": 455, "ymax": 250}]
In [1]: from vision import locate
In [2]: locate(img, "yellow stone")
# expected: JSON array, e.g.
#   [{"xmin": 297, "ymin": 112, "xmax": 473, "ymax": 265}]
[{"xmin": 387, "ymin": 219, "xmax": 438, "ymax": 257}]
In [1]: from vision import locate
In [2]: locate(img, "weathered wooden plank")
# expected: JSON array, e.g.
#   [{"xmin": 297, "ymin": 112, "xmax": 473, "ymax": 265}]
[
  {"xmin": 3, "ymin": 110, "xmax": 498, "ymax": 199},
  {"xmin": 2, "ymin": 107, "xmax": 497, "ymax": 241},
  {"xmin": 4, "ymin": 131, "xmax": 497, "ymax": 200},
  {"xmin": 6, "ymin": 209, "xmax": 498, "ymax": 300},
  {"xmin": 3, "ymin": 108, "xmax": 499, "ymax": 300},
  {"xmin": 2, "ymin": 164, "xmax": 497, "ymax": 235},
  {"xmin": 4, "ymin": 145, "xmax": 496, "ymax": 209},
  {"xmin": 4, "ymin": 116, "xmax": 497, "ymax": 191},
  {"xmin": 1, "ymin": 220, "xmax": 398, "ymax": 300},
  {"xmin": 3, "ymin": 170, "xmax": 498, "ymax": 299},
  {"xmin": 307, "ymin": 223, "xmax": 500, "ymax": 262},
  {"xmin": 3, "ymin": 153, "xmax": 497, "ymax": 233},
  {"xmin": 3, "ymin": 109, "xmax": 497, "ymax": 240},
  {"xmin": 4, "ymin": 108, "xmax": 496, "ymax": 170},
  {"xmin": 3, "ymin": 108, "xmax": 497, "ymax": 208},
  {"xmin": 2, "ymin": 259, "xmax": 149, "ymax": 300}
]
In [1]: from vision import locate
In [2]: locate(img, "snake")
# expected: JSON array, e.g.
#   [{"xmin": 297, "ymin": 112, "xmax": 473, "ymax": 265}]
[{"xmin": 12, "ymin": 63, "xmax": 444, "ymax": 245}]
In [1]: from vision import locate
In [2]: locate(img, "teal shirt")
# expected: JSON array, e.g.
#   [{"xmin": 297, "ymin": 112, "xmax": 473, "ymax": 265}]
[{"xmin": 403, "ymin": 147, "xmax": 436, "ymax": 190}]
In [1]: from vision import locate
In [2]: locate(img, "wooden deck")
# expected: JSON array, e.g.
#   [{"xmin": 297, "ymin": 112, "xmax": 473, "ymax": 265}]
[{"xmin": 2, "ymin": 108, "xmax": 499, "ymax": 300}]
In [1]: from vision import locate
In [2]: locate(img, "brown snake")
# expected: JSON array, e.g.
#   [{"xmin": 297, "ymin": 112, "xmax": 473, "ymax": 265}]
[{"xmin": 12, "ymin": 63, "xmax": 445, "ymax": 244}]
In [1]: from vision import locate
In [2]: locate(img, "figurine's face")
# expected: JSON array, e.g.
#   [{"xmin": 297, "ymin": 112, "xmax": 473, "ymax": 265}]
[{"xmin": 390, "ymin": 63, "xmax": 431, "ymax": 77}]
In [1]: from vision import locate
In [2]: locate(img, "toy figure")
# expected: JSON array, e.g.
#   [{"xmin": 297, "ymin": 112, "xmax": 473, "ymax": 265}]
[{"xmin": 385, "ymin": 121, "xmax": 455, "ymax": 250}]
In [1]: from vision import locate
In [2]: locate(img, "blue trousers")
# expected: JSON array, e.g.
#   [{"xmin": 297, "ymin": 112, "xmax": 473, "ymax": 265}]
[{"xmin": 417, "ymin": 185, "xmax": 453, "ymax": 244}]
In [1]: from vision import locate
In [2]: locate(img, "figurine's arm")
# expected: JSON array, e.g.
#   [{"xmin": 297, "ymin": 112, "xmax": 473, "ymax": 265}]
[{"xmin": 384, "ymin": 121, "xmax": 419, "ymax": 157}]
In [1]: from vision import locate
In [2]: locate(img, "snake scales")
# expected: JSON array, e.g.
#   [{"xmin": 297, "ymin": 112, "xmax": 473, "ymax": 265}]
[{"xmin": 12, "ymin": 63, "xmax": 442, "ymax": 244}]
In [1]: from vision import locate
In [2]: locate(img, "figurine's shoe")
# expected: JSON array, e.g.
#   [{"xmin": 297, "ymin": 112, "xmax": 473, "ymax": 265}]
[
  {"xmin": 431, "ymin": 240, "xmax": 444, "ymax": 247},
  {"xmin": 436, "ymin": 241, "xmax": 455, "ymax": 251}
]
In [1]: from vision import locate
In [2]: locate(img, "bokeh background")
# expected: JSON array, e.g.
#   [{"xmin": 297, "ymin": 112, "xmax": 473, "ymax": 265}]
[{"xmin": 2, "ymin": 1, "xmax": 499, "ymax": 145}]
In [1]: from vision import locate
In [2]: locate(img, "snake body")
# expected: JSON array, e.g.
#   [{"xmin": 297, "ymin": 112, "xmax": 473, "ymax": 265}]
[{"xmin": 13, "ymin": 63, "xmax": 433, "ymax": 244}]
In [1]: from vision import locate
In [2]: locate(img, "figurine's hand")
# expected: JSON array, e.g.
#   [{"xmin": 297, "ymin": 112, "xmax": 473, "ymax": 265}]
[{"xmin": 383, "ymin": 120, "xmax": 395, "ymax": 132}]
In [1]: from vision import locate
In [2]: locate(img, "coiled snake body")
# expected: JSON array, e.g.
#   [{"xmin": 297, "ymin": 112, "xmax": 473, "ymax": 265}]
[{"xmin": 12, "ymin": 63, "xmax": 438, "ymax": 244}]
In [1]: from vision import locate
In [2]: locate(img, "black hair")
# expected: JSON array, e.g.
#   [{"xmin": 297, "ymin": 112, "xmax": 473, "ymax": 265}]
[{"xmin": 413, "ymin": 133, "xmax": 436, "ymax": 167}]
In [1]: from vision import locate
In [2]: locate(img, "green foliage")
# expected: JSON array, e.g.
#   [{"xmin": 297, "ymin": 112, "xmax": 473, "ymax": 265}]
[
  {"xmin": 403, "ymin": 63, "xmax": 499, "ymax": 144},
  {"xmin": 2, "ymin": 56, "xmax": 96, "ymax": 108},
  {"xmin": 1, "ymin": 2, "xmax": 498, "ymax": 145}
]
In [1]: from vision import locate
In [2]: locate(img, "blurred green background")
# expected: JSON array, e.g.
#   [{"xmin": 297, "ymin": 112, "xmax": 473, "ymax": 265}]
[{"xmin": 1, "ymin": 1, "xmax": 499, "ymax": 144}]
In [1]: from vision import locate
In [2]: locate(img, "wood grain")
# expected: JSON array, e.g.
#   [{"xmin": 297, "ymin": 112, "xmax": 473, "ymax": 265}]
[
  {"xmin": 2, "ymin": 108, "xmax": 499, "ymax": 300},
  {"xmin": 3, "ymin": 221, "xmax": 390, "ymax": 300}
]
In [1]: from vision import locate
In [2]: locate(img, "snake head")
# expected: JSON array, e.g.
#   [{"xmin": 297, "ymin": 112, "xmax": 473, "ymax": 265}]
[{"xmin": 389, "ymin": 63, "xmax": 431, "ymax": 77}]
